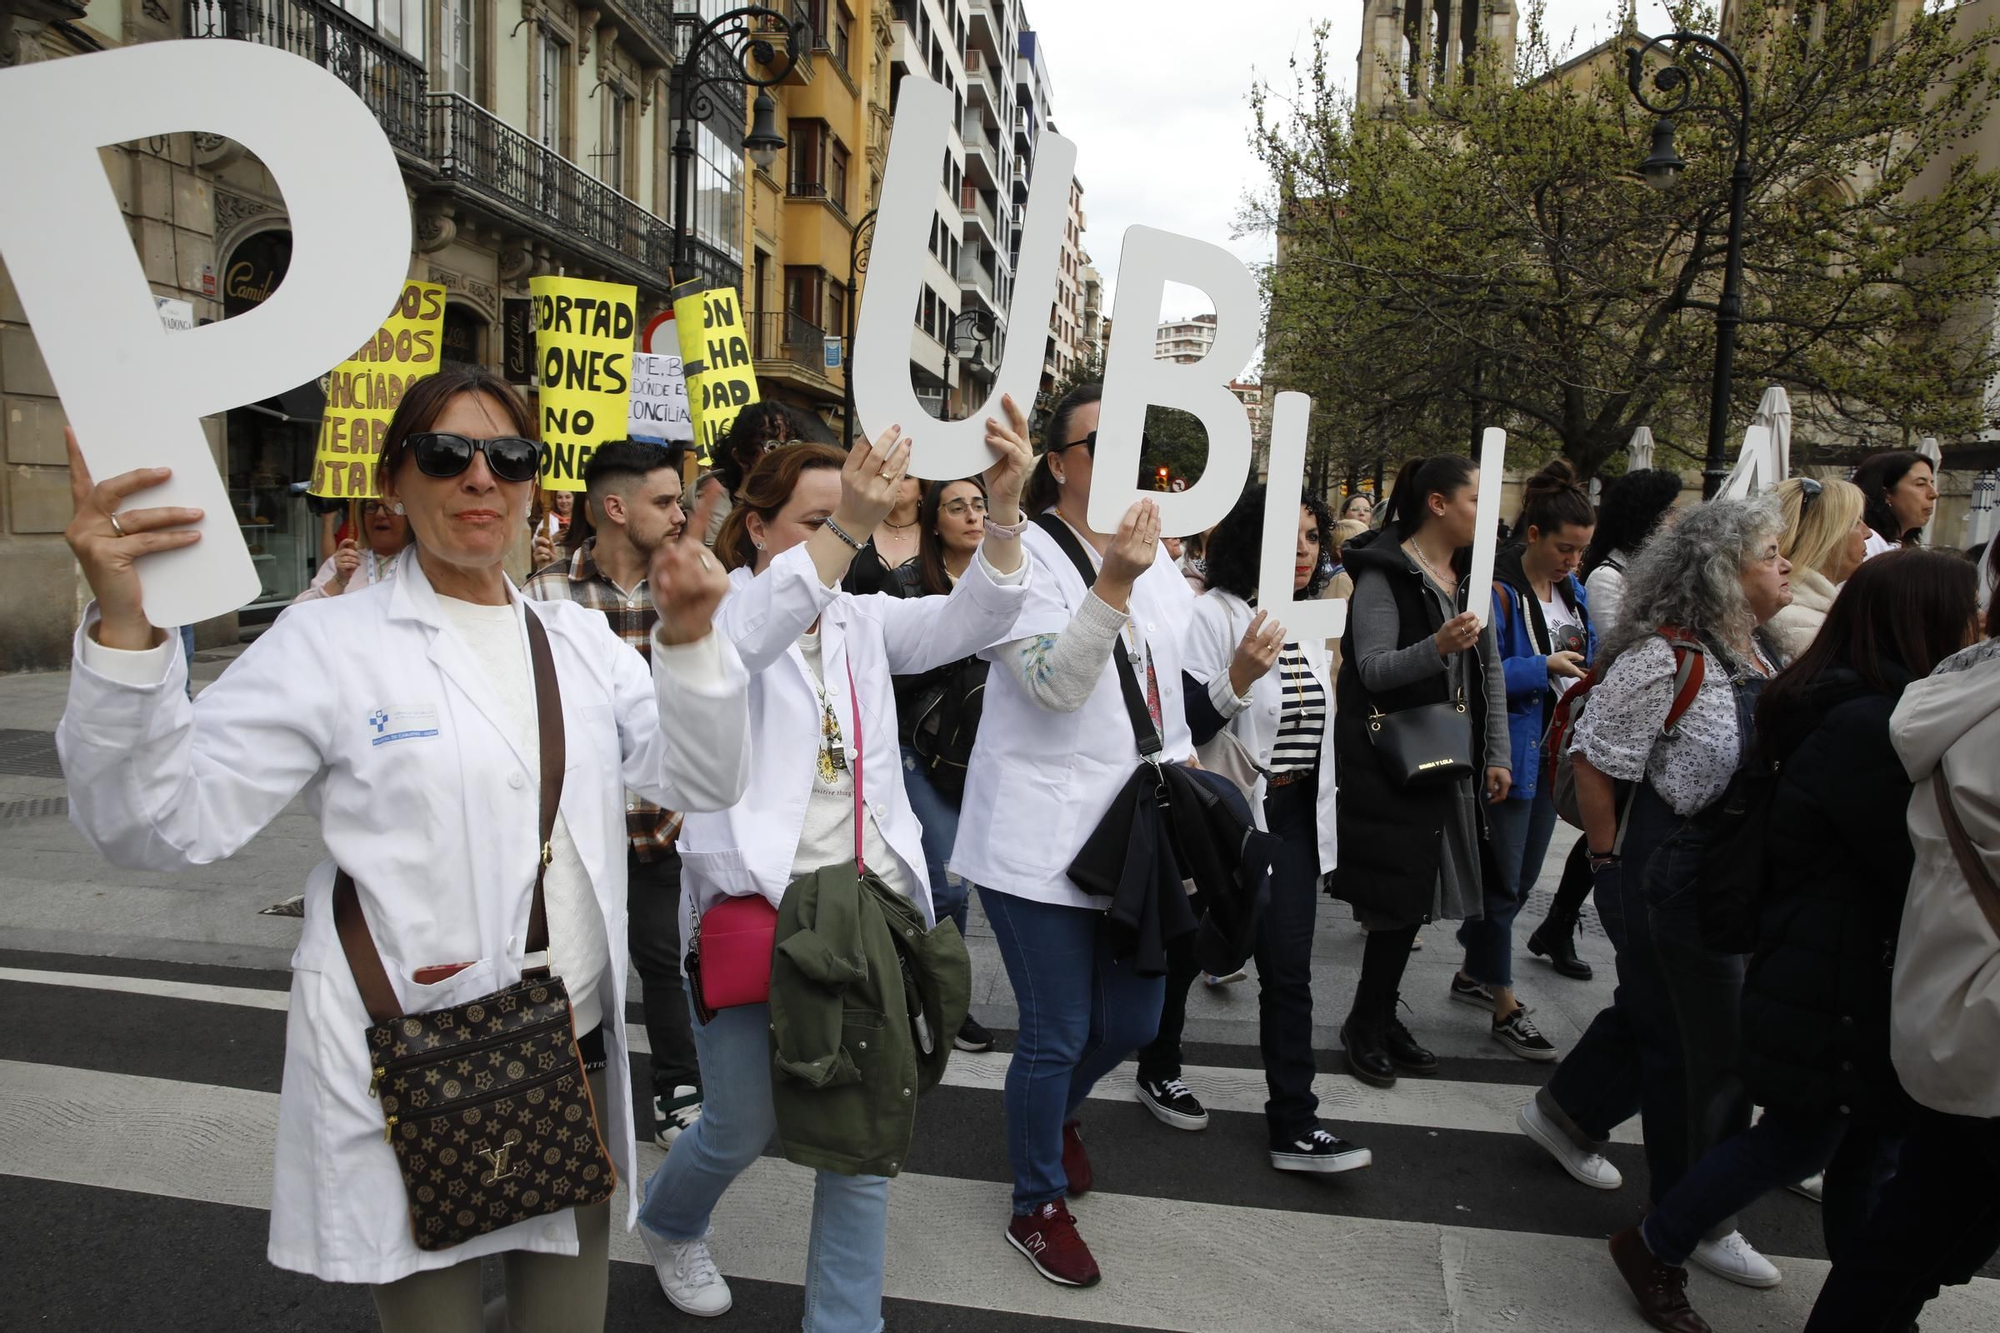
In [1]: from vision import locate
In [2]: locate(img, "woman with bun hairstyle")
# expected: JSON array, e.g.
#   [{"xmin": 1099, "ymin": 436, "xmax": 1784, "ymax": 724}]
[
  {"xmin": 1326, "ymin": 453, "xmax": 1510, "ymax": 1089},
  {"xmin": 1767, "ymin": 476, "xmax": 1870, "ymax": 659},
  {"xmin": 1452, "ymin": 461, "xmax": 1596, "ymax": 1060},
  {"xmin": 1850, "ymin": 450, "xmax": 1937, "ymax": 555}
]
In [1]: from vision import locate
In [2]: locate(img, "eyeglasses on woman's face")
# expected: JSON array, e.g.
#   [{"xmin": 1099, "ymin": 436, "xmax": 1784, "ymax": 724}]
[
  {"xmin": 1058, "ymin": 430, "xmax": 1153, "ymax": 458},
  {"xmin": 941, "ymin": 496, "xmax": 989, "ymax": 518}
]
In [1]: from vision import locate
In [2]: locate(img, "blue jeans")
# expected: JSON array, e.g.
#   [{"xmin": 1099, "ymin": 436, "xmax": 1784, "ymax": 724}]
[
  {"xmin": 980, "ymin": 886, "xmax": 1165, "ymax": 1213},
  {"xmin": 1458, "ymin": 786, "xmax": 1558, "ymax": 988},
  {"xmin": 900, "ymin": 745, "xmax": 966, "ymax": 935},
  {"xmin": 1643, "ymin": 1106, "xmax": 1900, "ymax": 1268},
  {"xmin": 639, "ymin": 991, "xmax": 888, "ymax": 1333}
]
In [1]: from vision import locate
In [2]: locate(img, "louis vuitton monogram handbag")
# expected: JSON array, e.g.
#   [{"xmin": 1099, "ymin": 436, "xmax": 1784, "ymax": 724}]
[{"xmin": 332, "ymin": 609, "xmax": 616, "ymax": 1251}]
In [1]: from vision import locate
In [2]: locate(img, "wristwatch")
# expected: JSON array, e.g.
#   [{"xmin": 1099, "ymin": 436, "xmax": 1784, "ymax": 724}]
[{"xmin": 984, "ymin": 513, "xmax": 1030, "ymax": 539}]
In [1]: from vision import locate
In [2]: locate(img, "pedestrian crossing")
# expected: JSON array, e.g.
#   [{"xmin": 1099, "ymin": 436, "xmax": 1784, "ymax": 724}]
[{"xmin": 4, "ymin": 956, "xmax": 1997, "ymax": 1332}]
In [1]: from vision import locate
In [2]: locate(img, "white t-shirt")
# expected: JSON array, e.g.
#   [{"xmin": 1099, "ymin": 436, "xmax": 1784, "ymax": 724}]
[
  {"xmin": 790, "ymin": 629, "xmax": 914, "ymax": 898},
  {"xmin": 435, "ymin": 596, "xmax": 609, "ymax": 1038},
  {"xmin": 1540, "ymin": 591, "xmax": 1586, "ymax": 699}
]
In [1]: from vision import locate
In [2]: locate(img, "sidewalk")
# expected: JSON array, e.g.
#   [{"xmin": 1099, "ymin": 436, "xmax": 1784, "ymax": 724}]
[{"xmin": 0, "ymin": 650, "xmax": 1616, "ymax": 1060}]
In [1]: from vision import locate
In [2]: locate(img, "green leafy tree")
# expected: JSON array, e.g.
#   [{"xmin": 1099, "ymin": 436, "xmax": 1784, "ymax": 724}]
[{"xmin": 1251, "ymin": 0, "xmax": 2000, "ymax": 481}]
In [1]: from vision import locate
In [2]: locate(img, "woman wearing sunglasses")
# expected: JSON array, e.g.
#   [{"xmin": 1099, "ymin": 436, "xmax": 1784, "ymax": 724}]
[
  {"xmin": 55, "ymin": 364, "xmax": 754, "ymax": 1332},
  {"xmin": 293, "ymin": 497, "xmax": 414, "ymax": 602},
  {"xmin": 637, "ymin": 403, "xmax": 1035, "ymax": 1333},
  {"xmin": 1768, "ymin": 475, "xmax": 1870, "ymax": 659}
]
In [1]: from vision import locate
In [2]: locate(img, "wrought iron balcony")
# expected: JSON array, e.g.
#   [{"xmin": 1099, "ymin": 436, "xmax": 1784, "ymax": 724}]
[
  {"xmin": 753, "ymin": 311, "xmax": 830, "ymax": 377},
  {"xmin": 184, "ymin": 0, "xmax": 427, "ymax": 158},
  {"xmin": 429, "ymin": 93, "xmax": 673, "ymax": 288}
]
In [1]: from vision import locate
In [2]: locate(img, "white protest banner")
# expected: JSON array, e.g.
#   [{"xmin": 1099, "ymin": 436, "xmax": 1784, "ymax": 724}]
[
  {"xmin": 1089, "ymin": 225, "xmax": 1260, "ymax": 538},
  {"xmin": 1466, "ymin": 428, "xmax": 1510, "ymax": 627},
  {"xmin": 629, "ymin": 352, "xmax": 693, "ymax": 443},
  {"xmin": 0, "ymin": 42, "xmax": 410, "ymax": 627},
  {"xmin": 852, "ymin": 75, "xmax": 1074, "ymax": 478}
]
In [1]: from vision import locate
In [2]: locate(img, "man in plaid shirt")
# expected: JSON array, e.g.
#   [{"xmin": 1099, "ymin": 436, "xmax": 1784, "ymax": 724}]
[{"xmin": 526, "ymin": 439, "xmax": 703, "ymax": 1148}]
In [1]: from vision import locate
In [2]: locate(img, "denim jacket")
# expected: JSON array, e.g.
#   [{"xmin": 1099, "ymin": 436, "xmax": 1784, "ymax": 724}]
[{"xmin": 1488, "ymin": 544, "xmax": 1596, "ymax": 801}]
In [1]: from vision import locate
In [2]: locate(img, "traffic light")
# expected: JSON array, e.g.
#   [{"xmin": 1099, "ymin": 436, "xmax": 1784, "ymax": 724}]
[{"xmin": 1155, "ymin": 466, "xmax": 1170, "ymax": 491}]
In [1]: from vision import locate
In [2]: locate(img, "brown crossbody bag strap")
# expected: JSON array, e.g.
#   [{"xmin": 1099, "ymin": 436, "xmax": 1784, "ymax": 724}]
[
  {"xmin": 334, "ymin": 608, "xmax": 567, "ymax": 1021},
  {"xmin": 1932, "ymin": 763, "xmax": 2000, "ymax": 938}
]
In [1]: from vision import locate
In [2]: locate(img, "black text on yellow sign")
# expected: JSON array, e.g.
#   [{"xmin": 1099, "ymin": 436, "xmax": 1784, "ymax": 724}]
[
  {"xmin": 671, "ymin": 286, "xmax": 760, "ymax": 468},
  {"xmin": 310, "ymin": 281, "xmax": 447, "ymax": 499},
  {"xmin": 530, "ymin": 276, "xmax": 637, "ymax": 492}
]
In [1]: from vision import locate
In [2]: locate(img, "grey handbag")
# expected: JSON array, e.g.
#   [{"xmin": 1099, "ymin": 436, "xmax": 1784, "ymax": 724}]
[{"xmin": 1366, "ymin": 689, "xmax": 1473, "ymax": 789}]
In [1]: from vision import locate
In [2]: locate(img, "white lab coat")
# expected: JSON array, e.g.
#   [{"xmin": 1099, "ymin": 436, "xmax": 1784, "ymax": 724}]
[
  {"xmin": 55, "ymin": 549, "xmax": 752, "ymax": 1285},
  {"xmin": 677, "ymin": 541, "xmax": 1031, "ymax": 928},
  {"xmin": 951, "ymin": 528, "xmax": 1198, "ymax": 910},
  {"xmin": 1182, "ymin": 588, "xmax": 1339, "ymax": 874}
]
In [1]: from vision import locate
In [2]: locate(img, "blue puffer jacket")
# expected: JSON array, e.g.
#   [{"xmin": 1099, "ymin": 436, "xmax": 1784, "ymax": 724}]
[{"xmin": 1488, "ymin": 544, "xmax": 1596, "ymax": 801}]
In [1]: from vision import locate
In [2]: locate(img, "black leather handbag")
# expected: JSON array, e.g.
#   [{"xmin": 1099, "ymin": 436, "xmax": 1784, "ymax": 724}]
[{"xmin": 1366, "ymin": 690, "xmax": 1474, "ymax": 789}]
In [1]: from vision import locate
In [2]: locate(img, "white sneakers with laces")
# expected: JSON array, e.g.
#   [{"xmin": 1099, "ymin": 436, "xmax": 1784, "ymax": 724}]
[
  {"xmin": 1516, "ymin": 1098, "xmax": 1623, "ymax": 1189},
  {"xmin": 1691, "ymin": 1229, "xmax": 1783, "ymax": 1288},
  {"xmin": 638, "ymin": 1224, "xmax": 732, "ymax": 1316}
]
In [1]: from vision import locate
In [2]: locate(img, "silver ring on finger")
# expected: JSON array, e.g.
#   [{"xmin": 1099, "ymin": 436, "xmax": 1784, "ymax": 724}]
[{"xmin": 107, "ymin": 511, "xmax": 127, "ymax": 538}]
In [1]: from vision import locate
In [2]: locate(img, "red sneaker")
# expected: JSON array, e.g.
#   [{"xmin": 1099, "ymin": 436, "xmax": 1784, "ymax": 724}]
[
  {"xmin": 1006, "ymin": 1200, "xmax": 1102, "ymax": 1287},
  {"xmin": 1061, "ymin": 1118, "xmax": 1093, "ymax": 1197}
]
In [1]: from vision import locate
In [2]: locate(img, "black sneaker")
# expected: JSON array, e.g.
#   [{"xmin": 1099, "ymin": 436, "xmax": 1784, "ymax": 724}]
[
  {"xmin": 1492, "ymin": 1008, "xmax": 1559, "ymax": 1061},
  {"xmin": 653, "ymin": 1085, "xmax": 701, "ymax": 1149},
  {"xmin": 954, "ymin": 1015, "xmax": 995, "ymax": 1052},
  {"xmin": 1271, "ymin": 1126, "xmax": 1373, "ymax": 1174},
  {"xmin": 1449, "ymin": 974, "xmax": 1499, "ymax": 1011},
  {"xmin": 1136, "ymin": 1076, "xmax": 1209, "ymax": 1130}
]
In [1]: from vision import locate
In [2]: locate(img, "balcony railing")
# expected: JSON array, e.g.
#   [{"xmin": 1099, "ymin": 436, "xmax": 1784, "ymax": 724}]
[
  {"xmin": 961, "ymin": 189, "xmax": 998, "ymax": 245},
  {"xmin": 429, "ymin": 93, "xmax": 672, "ymax": 280},
  {"xmin": 753, "ymin": 311, "xmax": 829, "ymax": 374},
  {"xmin": 185, "ymin": 0, "xmax": 427, "ymax": 157}
]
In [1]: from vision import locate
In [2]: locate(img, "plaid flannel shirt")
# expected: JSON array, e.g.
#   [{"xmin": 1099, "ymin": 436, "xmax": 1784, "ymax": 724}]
[{"xmin": 523, "ymin": 540, "xmax": 683, "ymax": 861}]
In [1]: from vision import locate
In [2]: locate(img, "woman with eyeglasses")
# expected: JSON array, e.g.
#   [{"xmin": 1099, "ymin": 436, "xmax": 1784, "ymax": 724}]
[
  {"xmin": 294, "ymin": 497, "xmax": 414, "ymax": 602},
  {"xmin": 1767, "ymin": 476, "xmax": 1870, "ymax": 659},
  {"xmin": 55, "ymin": 364, "xmax": 754, "ymax": 1331}
]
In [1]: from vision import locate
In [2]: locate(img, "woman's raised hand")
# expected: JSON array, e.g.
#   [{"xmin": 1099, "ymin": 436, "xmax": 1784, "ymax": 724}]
[
  {"xmin": 63, "ymin": 427, "xmax": 201, "ymax": 651},
  {"xmin": 651, "ymin": 483, "xmax": 732, "ymax": 645},
  {"xmin": 981, "ymin": 393, "xmax": 1033, "ymax": 525},
  {"xmin": 1228, "ymin": 609, "xmax": 1286, "ymax": 696},
  {"xmin": 835, "ymin": 425, "xmax": 911, "ymax": 537},
  {"xmin": 1099, "ymin": 500, "xmax": 1161, "ymax": 587}
]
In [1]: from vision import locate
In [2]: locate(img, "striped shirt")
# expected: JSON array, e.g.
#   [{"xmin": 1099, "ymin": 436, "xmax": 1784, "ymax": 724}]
[
  {"xmin": 1269, "ymin": 644, "xmax": 1326, "ymax": 773},
  {"xmin": 522, "ymin": 539, "xmax": 682, "ymax": 861}
]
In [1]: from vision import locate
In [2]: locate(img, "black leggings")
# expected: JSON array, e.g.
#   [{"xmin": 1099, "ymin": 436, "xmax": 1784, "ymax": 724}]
[
  {"xmin": 1547, "ymin": 838, "xmax": 1593, "ymax": 921},
  {"xmin": 1351, "ymin": 922, "xmax": 1421, "ymax": 1023}
]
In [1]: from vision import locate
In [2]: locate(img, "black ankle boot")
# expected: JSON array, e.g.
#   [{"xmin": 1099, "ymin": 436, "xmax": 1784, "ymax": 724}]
[
  {"xmin": 1381, "ymin": 1009, "xmax": 1439, "ymax": 1075},
  {"xmin": 1340, "ymin": 1015, "xmax": 1397, "ymax": 1088},
  {"xmin": 1528, "ymin": 911, "xmax": 1594, "ymax": 981}
]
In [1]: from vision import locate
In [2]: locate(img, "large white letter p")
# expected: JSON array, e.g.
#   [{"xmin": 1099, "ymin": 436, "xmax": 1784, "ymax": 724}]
[{"xmin": 0, "ymin": 42, "xmax": 413, "ymax": 626}]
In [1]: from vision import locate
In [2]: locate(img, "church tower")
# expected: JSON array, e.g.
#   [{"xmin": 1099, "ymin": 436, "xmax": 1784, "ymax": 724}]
[{"xmin": 1357, "ymin": 0, "xmax": 1519, "ymax": 109}]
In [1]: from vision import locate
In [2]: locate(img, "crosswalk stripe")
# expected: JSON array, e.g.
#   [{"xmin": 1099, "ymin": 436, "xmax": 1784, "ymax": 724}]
[
  {"xmin": 6, "ymin": 1058, "xmax": 1996, "ymax": 1332},
  {"xmin": 0, "ymin": 963, "xmax": 1643, "ymax": 1143}
]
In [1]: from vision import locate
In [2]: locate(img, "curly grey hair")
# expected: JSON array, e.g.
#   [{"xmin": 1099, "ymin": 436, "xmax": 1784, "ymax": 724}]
[{"xmin": 1600, "ymin": 496, "xmax": 1785, "ymax": 667}]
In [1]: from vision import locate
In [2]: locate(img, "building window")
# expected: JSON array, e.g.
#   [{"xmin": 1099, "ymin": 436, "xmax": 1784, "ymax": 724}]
[
  {"xmin": 601, "ymin": 88, "xmax": 632, "ymax": 193},
  {"xmin": 789, "ymin": 119, "xmax": 828, "ymax": 197},
  {"xmin": 826, "ymin": 283, "xmax": 846, "ymax": 337},
  {"xmin": 366, "ymin": 0, "xmax": 423, "ymax": 62},
  {"xmin": 441, "ymin": 0, "xmax": 481, "ymax": 100},
  {"xmin": 786, "ymin": 266, "xmax": 824, "ymax": 326},
  {"xmin": 830, "ymin": 140, "xmax": 849, "ymax": 212},
  {"xmin": 539, "ymin": 33, "xmax": 570, "ymax": 154},
  {"xmin": 834, "ymin": 3, "xmax": 853, "ymax": 72}
]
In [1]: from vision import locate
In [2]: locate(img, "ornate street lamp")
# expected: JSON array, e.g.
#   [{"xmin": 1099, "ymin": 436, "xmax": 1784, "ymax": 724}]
[
  {"xmin": 842, "ymin": 207, "xmax": 878, "ymax": 445},
  {"xmin": 1628, "ymin": 32, "xmax": 1753, "ymax": 499},
  {"xmin": 672, "ymin": 7, "xmax": 804, "ymax": 287}
]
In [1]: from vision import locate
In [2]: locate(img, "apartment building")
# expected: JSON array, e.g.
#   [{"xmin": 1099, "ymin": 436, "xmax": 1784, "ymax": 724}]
[
  {"xmin": 1156, "ymin": 313, "xmax": 1218, "ymax": 364},
  {"xmin": 954, "ymin": 0, "xmax": 1021, "ymax": 408}
]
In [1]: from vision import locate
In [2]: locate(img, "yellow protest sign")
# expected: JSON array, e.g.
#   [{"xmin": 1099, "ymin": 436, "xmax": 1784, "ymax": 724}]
[
  {"xmin": 531, "ymin": 275, "xmax": 636, "ymax": 491},
  {"xmin": 309, "ymin": 280, "xmax": 446, "ymax": 498},
  {"xmin": 671, "ymin": 285, "xmax": 759, "ymax": 467}
]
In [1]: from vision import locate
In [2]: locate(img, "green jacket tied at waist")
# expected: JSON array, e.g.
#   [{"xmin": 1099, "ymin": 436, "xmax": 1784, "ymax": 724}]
[{"xmin": 769, "ymin": 861, "xmax": 970, "ymax": 1177}]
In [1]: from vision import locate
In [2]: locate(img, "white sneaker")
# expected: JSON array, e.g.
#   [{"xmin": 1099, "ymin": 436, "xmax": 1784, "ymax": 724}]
[
  {"xmin": 1516, "ymin": 1098, "xmax": 1623, "ymax": 1190},
  {"xmin": 1788, "ymin": 1172, "xmax": 1824, "ymax": 1203},
  {"xmin": 638, "ymin": 1224, "xmax": 732, "ymax": 1316},
  {"xmin": 1691, "ymin": 1230, "xmax": 1783, "ymax": 1289}
]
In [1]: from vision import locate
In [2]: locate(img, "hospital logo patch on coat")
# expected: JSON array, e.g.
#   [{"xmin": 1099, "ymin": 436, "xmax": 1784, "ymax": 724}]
[{"xmin": 369, "ymin": 705, "xmax": 440, "ymax": 746}]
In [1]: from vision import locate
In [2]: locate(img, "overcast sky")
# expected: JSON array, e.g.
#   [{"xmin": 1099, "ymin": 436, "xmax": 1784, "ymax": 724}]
[{"xmin": 1020, "ymin": 0, "xmax": 1678, "ymax": 364}]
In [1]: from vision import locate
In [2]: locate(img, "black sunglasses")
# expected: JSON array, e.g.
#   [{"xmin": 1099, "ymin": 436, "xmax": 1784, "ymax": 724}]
[
  {"xmin": 1056, "ymin": 430, "xmax": 1152, "ymax": 458},
  {"xmin": 407, "ymin": 432, "xmax": 546, "ymax": 484},
  {"xmin": 1799, "ymin": 475, "xmax": 1823, "ymax": 515}
]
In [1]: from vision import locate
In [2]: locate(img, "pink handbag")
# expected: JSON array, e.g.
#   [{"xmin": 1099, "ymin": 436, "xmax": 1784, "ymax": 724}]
[{"xmin": 687, "ymin": 661, "xmax": 867, "ymax": 1022}]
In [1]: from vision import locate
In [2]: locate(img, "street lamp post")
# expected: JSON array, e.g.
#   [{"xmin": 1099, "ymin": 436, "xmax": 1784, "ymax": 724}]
[
  {"xmin": 1628, "ymin": 32, "xmax": 1753, "ymax": 500},
  {"xmin": 843, "ymin": 207, "xmax": 877, "ymax": 445},
  {"xmin": 670, "ymin": 7, "xmax": 802, "ymax": 288}
]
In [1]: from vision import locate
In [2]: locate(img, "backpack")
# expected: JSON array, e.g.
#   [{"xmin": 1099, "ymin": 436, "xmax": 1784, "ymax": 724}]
[
  {"xmin": 1544, "ymin": 628, "xmax": 1706, "ymax": 830},
  {"xmin": 908, "ymin": 656, "xmax": 988, "ymax": 804},
  {"xmin": 1693, "ymin": 743, "xmax": 1781, "ymax": 954}
]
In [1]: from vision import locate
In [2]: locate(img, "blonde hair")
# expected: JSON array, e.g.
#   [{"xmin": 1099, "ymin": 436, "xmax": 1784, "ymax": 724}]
[{"xmin": 1775, "ymin": 476, "xmax": 1865, "ymax": 582}]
